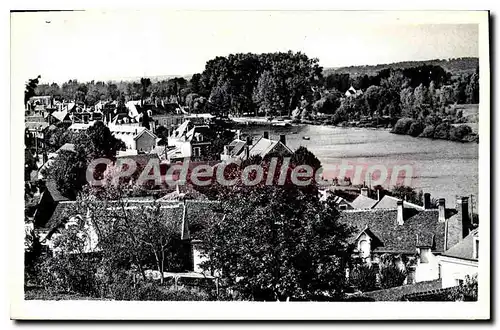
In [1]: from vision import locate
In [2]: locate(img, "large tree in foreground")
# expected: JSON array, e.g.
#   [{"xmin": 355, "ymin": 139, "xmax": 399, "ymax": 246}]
[{"xmin": 197, "ymin": 154, "xmax": 353, "ymax": 301}]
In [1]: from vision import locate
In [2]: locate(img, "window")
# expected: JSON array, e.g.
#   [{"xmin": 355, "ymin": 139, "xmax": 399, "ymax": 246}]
[
  {"xmin": 456, "ymin": 279, "xmax": 464, "ymax": 286},
  {"xmin": 359, "ymin": 240, "xmax": 370, "ymax": 258},
  {"xmin": 339, "ymin": 204, "xmax": 348, "ymax": 210},
  {"xmin": 193, "ymin": 147, "xmax": 201, "ymax": 157},
  {"xmin": 473, "ymin": 238, "xmax": 479, "ymax": 259}
]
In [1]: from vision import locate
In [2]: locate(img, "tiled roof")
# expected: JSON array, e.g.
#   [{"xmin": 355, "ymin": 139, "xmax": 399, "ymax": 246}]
[
  {"xmin": 25, "ymin": 121, "xmax": 49, "ymax": 131},
  {"xmin": 116, "ymin": 153, "xmax": 160, "ymax": 169},
  {"xmin": 249, "ymin": 137, "xmax": 278, "ymax": 158},
  {"xmin": 373, "ymin": 195, "xmax": 424, "ymax": 210},
  {"xmin": 350, "ymin": 195, "xmax": 378, "ymax": 209},
  {"xmin": 45, "ymin": 180, "xmax": 70, "ymax": 202},
  {"xmin": 51, "ymin": 110, "xmax": 69, "ymax": 122},
  {"xmin": 358, "ymin": 279, "xmax": 442, "ymax": 301},
  {"xmin": 338, "ymin": 208, "xmax": 447, "ymax": 253},
  {"xmin": 43, "ymin": 199, "xmax": 220, "ymax": 241},
  {"xmin": 56, "ymin": 143, "xmax": 75, "ymax": 153},
  {"xmin": 442, "ymin": 228, "xmax": 478, "ymax": 261},
  {"xmin": 229, "ymin": 140, "xmax": 246, "ymax": 157}
]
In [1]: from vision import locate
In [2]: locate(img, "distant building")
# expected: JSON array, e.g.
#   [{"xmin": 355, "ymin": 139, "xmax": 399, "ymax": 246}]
[
  {"xmin": 220, "ymin": 131, "xmax": 293, "ymax": 162},
  {"xmin": 38, "ymin": 198, "xmax": 221, "ymax": 274},
  {"xmin": 344, "ymin": 86, "xmax": 363, "ymax": 98},
  {"xmin": 166, "ymin": 120, "xmax": 213, "ymax": 163},
  {"xmin": 68, "ymin": 123, "xmax": 157, "ymax": 152},
  {"xmin": 439, "ymin": 212, "xmax": 478, "ymax": 288}
]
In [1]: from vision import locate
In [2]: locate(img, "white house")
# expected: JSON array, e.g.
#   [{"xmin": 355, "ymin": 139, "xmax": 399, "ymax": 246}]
[{"xmin": 439, "ymin": 228, "xmax": 479, "ymax": 288}]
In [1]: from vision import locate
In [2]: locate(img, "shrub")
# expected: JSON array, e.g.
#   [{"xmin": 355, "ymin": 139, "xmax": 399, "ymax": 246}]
[
  {"xmin": 407, "ymin": 121, "xmax": 425, "ymax": 137},
  {"xmin": 379, "ymin": 264, "xmax": 407, "ymax": 289},
  {"xmin": 419, "ymin": 125, "xmax": 435, "ymax": 138},
  {"xmin": 391, "ymin": 118, "xmax": 414, "ymax": 135},
  {"xmin": 109, "ymin": 281, "xmax": 211, "ymax": 301},
  {"xmin": 350, "ymin": 264, "xmax": 378, "ymax": 292},
  {"xmin": 449, "ymin": 125, "xmax": 473, "ymax": 142},
  {"xmin": 445, "ymin": 274, "xmax": 478, "ymax": 301},
  {"xmin": 434, "ymin": 122, "xmax": 452, "ymax": 140}
]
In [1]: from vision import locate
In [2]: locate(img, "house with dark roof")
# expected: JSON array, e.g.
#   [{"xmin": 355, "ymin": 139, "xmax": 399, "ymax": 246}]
[
  {"xmin": 220, "ymin": 131, "xmax": 293, "ymax": 162},
  {"xmin": 439, "ymin": 227, "xmax": 478, "ymax": 288},
  {"xmin": 338, "ymin": 195, "xmax": 473, "ymax": 285},
  {"xmin": 166, "ymin": 120, "xmax": 213, "ymax": 162},
  {"xmin": 39, "ymin": 198, "xmax": 221, "ymax": 273}
]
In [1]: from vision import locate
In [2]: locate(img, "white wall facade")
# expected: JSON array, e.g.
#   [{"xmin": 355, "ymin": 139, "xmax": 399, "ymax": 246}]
[{"xmin": 438, "ymin": 255, "xmax": 478, "ymax": 288}]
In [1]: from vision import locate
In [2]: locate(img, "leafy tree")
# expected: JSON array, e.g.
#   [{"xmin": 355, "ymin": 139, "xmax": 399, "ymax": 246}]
[
  {"xmin": 407, "ymin": 121, "xmax": 425, "ymax": 137},
  {"xmin": 45, "ymin": 149, "xmax": 88, "ymax": 199},
  {"xmin": 198, "ymin": 183, "xmax": 354, "ymax": 301},
  {"xmin": 350, "ymin": 264, "xmax": 378, "ymax": 292},
  {"xmin": 75, "ymin": 121, "xmax": 125, "ymax": 161},
  {"xmin": 449, "ymin": 124, "xmax": 472, "ymax": 142},
  {"xmin": 446, "ymin": 274, "xmax": 478, "ymax": 301},
  {"xmin": 419, "ymin": 125, "xmax": 436, "ymax": 138},
  {"xmin": 391, "ymin": 118, "xmax": 414, "ymax": 135},
  {"xmin": 253, "ymin": 70, "xmax": 283, "ymax": 116},
  {"xmin": 362, "ymin": 85, "xmax": 382, "ymax": 116},
  {"xmin": 390, "ymin": 185, "xmax": 422, "ymax": 205},
  {"xmin": 466, "ymin": 70, "xmax": 479, "ymax": 104},
  {"xmin": 313, "ymin": 89, "xmax": 342, "ymax": 115},
  {"xmin": 24, "ymin": 75, "xmax": 41, "ymax": 108},
  {"xmin": 379, "ymin": 263, "xmax": 407, "ymax": 289},
  {"xmin": 140, "ymin": 78, "xmax": 152, "ymax": 106},
  {"xmin": 400, "ymin": 87, "xmax": 415, "ymax": 118},
  {"xmin": 434, "ymin": 122, "xmax": 452, "ymax": 140},
  {"xmin": 209, "ymin": 80, "xmax": 232, "ymax": 116},
  {"xmin": 290, "ymin": 146, "xmax": 322, "ymax": 171}
]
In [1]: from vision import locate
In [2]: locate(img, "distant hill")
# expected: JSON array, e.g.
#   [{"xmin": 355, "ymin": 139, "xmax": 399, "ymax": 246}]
[
  {"xmin": 108, "ymin": 74, "xmax": 193, "ymax": 83},
  {"xmin": 324, "ymin": 57, "xmax": 479, "ymax": 77}
]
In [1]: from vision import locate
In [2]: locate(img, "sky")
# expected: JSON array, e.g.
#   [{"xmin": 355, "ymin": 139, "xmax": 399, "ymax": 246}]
[{"xmin": 11, "ymin": 11, "xmax": 479, "ymax": 84}]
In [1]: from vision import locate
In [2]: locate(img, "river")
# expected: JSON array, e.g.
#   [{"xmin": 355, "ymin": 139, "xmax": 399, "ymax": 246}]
[{"xmin": 241, "ymin": 124, "xmax": 479, "ymax": 210}]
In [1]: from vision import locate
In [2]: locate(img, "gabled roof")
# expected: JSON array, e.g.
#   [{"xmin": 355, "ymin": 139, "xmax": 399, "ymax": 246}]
[
  {"xmin": 133, "ymin": 128, "xmax": 157, "ymax": 141},
  {"xmin": 43, "ymin": 199, "xmax": 221, "ymax": 242},
  {"xmin": 350, "ymin": 194, "xmax": 378, "ymax": 209},
  {"xmin": 51, "ymin": 110, "xmax": 69, "ymax": 122},
  {"xmin": 442, "ymin": 228, "xmax": 479, "ymax": 261},
  {"xmin": 338, "ymin": 208, "xmax": 447, "ymax": 253},
  {"xmin": 373, "ymin": 195, "xmax": 425, "ymax": 210},
  {"xmin": 25, "ymin": 121, "xmax": 49, "ymax": 131},
  {"xmin": 116, "ymin": 153, "xmax": 160, "ymax": 169},
  {"xmin": 228, "ymin": 139, "xmax": 247, "ymax": 157},
  {"xmin": 248, "ymin": 137, "xmax": 293, "ymax": 159},
  {"xmin": 56, "ymin": 143, "xmax": 75, "ymax": 153}
]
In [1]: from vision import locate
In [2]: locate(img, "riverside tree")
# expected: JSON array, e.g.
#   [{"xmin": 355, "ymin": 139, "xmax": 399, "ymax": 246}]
[{"xmin": 196, "ymin": 150, "xmax": 353, "ymax": 301}]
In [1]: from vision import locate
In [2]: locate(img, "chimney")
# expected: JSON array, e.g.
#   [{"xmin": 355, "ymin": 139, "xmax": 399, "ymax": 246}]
[
  {"xmin": 438, "ymin": 198, "xmax": 446, "ymax": 223},
  {"xmin": 377, "ymin": 189, "xmax": 381, "ymax": 201},
  {"xmin": 424, "ymin": 193, "xmax": 431, "ymax": 209},
  {"xmin": 236, "ymin": 129, "xmax": 241, "ymax": 140},
  {"xmin": 246, "ymin": 136, "xmax": 253, "ymax": 146},
  {"xmin": 397, "ymin": 200, "xmax": 404, "ymax": 225},
  {"xmin": 456, "ymin": 196, "xmax": 470, "ymax": 238},
  {"xmin": 263, "ymin": 131, "xmax": 269, "ymax": 139},
  {"xmin": 361, "ymin": 187, "xmax": 369, "ymax": 197},
  {"xmin": 279, "ymin": 134, "xmax": 286, "ymax": 146},
  {"xmin": 244, "ymin": 145, "xmax": 249, "ymax": 159}
]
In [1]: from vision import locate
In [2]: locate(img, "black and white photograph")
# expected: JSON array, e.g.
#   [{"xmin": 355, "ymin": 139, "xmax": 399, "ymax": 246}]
[{"xmin": 10, "ymin": 9, "xmax": 490, "ymax": 320}]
